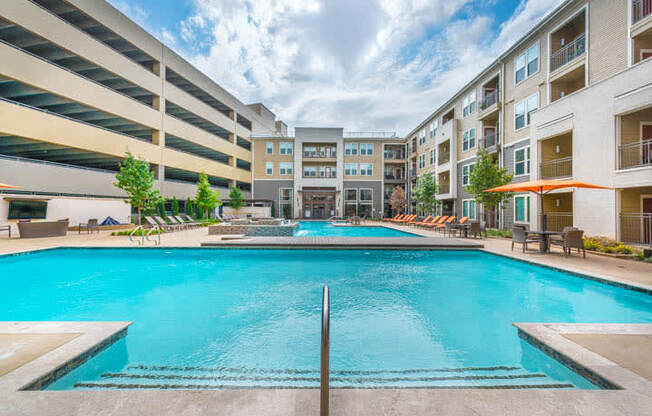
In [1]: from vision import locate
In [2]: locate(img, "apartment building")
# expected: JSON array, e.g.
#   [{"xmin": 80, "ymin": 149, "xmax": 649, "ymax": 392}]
[
  {"xmin": 251, "ymin": 128, "xmax": 406, "ymax": 219},
  {"xmin": 0, "ymin": 0, "xmax": 281, "ymax": 227},
  {"xmin": 404, "ymin": 0, "xmax": 652, "ymax": 244}
]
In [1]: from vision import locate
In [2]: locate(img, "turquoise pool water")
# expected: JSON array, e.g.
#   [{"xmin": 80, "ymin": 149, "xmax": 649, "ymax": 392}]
[
  {"xmin": 1, "ymin": 248, "xmax": 651, "ymax": 390},
  {"xmin": 294, "ymin": 221, "xmax": 418, "ymax": 237}
]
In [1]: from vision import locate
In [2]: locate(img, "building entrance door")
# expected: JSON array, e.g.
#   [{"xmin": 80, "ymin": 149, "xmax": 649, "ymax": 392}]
[{"xmin": 302, "ymin": 189, "xmax": 336, "ymax": 219}]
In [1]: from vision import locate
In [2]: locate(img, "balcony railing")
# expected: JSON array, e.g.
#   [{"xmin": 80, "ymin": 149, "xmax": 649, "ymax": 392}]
[
  {"xmin": 619, "ymin": 139, "xmax": 652, "ymax": 169},
  {"xmin": 303, "ymin": 151, "xmax": 336, "ymax": 158},
  {"xmin": 438, "ymin": 152, "xmax": 450, "ymax": 165},
  {"xmin": 480, "ymin": 133, "xmax": 499, "ymax": 149},
  {"xmin": 384, "ymin": 173, "xmax": 405, "ymax": 180},
  {"xmin": 541, "ymin": 212, "xmax": 573, "ymax": 232},
  {"xmin": 620, "ymin": 213, "xmax": 652, "ymax": 244},
  {"xmin": 540, "ymin": 157, "xmax": 573, "ymax": 179},
  {"xmin": 409, "ymin": 169, "xmax": 417, "ymax": 177},
  {"xmin": 633, "ymin": 0, "xmax": 652, "ymax": 24},
  {"xmin": 480, "ymin": 90, "xmax": 498, "ymax": 111},
  {"xmin": 303, "ymin": 173, "xmax": 336, "ymax": 178},
  {"xmin": 384, "ymin": 151, "xmax": 405, "ymax": 160},
  {"xmin": 550, "ymin": 33, "xmax": 586, "ymax": 72},
  {"xmin": 437, "ymin": 184, "xmax": 450, "ymax": 195}
]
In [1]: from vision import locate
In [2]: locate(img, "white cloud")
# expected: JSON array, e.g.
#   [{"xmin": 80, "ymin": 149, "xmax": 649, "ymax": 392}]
[{"xmin": 128, "ymin": 0, "xmax": 565, "ymax": 135}]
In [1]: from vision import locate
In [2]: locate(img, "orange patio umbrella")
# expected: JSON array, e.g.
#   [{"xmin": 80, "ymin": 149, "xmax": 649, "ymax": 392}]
[
  {"xmin": 484, "ymin": 179, "xmax": 611, "ymax": 231},
  {"xmin": 0, "ymin": 183, "xmax": 20, "ymax": 189}
]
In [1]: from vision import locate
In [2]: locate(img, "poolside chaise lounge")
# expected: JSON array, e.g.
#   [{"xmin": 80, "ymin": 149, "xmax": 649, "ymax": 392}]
[
  {"xmin": 155, "ymin": 215, "xmax": 185, "ymax": 231},
  {"xmin": 394, "ymin": 214, "xmax": 417, "ymax": 223},
  {"xmin": 175, "ymin": 215, "xmax": 201, "ymax": 228},
  {"xmin": 145, "ymin": 216, "xmax": 176, "ymax": 232},
  {"xmin": 434, "ymin": 216, "xmax": 456, "ymax": 231},
  {"xmin": 386, "ymin": 214, "xmax": 405, "ymax": 222},
  {"xmin": 415, "ymin": 216, "xmax": 440, "ymax": 227},
  {"xmin": 383, "ymin": 214, "xmax": 402, "ymax": 222},
  {"xmin": 409, "ymin": 215, "xmax": 431, "ymax": 225},
  {"xmin": 167, "ymin": 216, "xmax": 189, "ymax": 230},
  {"xmin": 423, "ymin": 216, "xmax": 448, "ymax": 228},
  {"xmin": 445, "ymin": 217, "xmax": 468, "ymax": 236}
]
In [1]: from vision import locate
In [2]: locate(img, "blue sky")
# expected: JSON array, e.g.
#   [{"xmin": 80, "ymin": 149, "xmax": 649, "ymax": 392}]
[{"xmin": 109, "ymin": 0, "xmax": 563, "ymax": 135}]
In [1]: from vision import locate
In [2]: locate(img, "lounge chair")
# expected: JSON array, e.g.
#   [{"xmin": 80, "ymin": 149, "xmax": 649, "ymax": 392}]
[
  {"xmin": 424, "ymin": 216, "xmax": 448, "ymax": 228},
  {"xmin": 168, "ymin": 216, "xmax": 189, "ymax": 230},
  {"xmin": 511, "ymin": 227, "xmax": 539, "ymax": 252},
  {"xmin": 181, "ymin": 214, "xmax": 200, "ymax": 224},
  {"xmin": 156, "ymin": 215, "xmax": 184, "ymax": 231},
  {"xmin": 415, "ymin": 216, "xmax": 440, "ymax": 227},
  {"xmin": 395, "ymin": 214, "xmax": 417, "ymax": 224},
  {"xmin": 550, "ymin": 229, "xmax": 585, "ymax": 257},
  {"xmin": 409, "ymin": 215, "xmax": 431, "ymax": 225},
  {"xmin": 78, "ymin": 218, "xmax": 99, "ymax": 234},
  {"xmin": 435, "ymin": 216, "xmax": 456, "ymax": 232},
  {"xmin": 383, "ymin": 214, "xmax": 401, "ymax": 222},
  {"xmin": 175, "ymin": 215, "xmax": 201, "ymax": 228},
  {"xmin": 389, "ymin": 214, "xmax": 406, "ymax": 223},
  {"xmin": 146, "ymin": 216, "xmax": 175, "ymax": 232}
]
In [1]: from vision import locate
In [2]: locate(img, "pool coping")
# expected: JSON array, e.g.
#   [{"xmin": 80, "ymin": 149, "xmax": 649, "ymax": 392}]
[
  {"xmin": 514, "ymin": 323, "xmax": 652, "ymax": 394},
  {"xmin": 0, "ymin": 321, "xmax": 131, "ymax": 393}
]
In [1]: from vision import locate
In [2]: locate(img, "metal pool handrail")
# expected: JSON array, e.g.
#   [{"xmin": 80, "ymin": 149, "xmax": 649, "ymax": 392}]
[
  {"xmin": 129, "ymin": 226, "xmax": 144, "ymax": 245},
  {"xmin": 321, "ymin": 285, "xmax": 330, "ymax": 416}
]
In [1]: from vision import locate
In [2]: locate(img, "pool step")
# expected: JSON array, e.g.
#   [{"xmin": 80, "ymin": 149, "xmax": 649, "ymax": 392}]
[{"xmin": 74, "ymin": 365, "xmax": 574, "ymax": 390}]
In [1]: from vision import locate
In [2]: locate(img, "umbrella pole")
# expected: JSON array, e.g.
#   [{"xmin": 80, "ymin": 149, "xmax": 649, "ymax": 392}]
[{"xmin": 539, "ymin": 189, "xmax": 546, "ymax": 231}]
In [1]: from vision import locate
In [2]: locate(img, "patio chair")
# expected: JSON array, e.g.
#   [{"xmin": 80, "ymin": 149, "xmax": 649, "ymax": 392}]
[
  {"xmin": 550, "ymin": 229, "xmax": 585, "ymax": 257},
  {"xmin": 511, "ymin": 227, "xmax": 539, "ymax": 252},
  {"xmin": 468, "ymin": 221, "xmax": 483, "ymax": 238},
  {"xmin": 444, "ymin": 218, "xmax": 459, "ymax": 237},
  {"xmin": 0, "ymin": 224, "xmax": 11, "ymax": 238},
  {"xmin": 78, "ymin": 218, "xmax": 99, "ymax": 234}
]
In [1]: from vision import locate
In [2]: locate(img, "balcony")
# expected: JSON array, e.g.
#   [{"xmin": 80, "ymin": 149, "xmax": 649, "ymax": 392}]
[
  {"xmin": 540, "ymin": 157, "xmax": 573, "ymax": 179},
  {"xmin": 303, "ymin": 150, "xmax": 336, "ymax": 159},
  {"xmin": 551, "ymin": 34, "xmax": 586, "ymax": 72},
  {"xmin": 409, "ymin": 169, "xmax": 417, "ymax": 177},
  {"xmin": 437, "ymin": 184, "xmax": 450, "ymax": 195},
  {"xmin": 384, "ymin": 150, "xmax": 405, "ymax": 160},
  {"xmin": 438, "ymin": 152, "xmax": 450, "ymax": 165},
  {"xmin": 384, "ymin": 172, "xmax": 405, "ymax": 181},
  {"xmin": 619, "ymin": 139, "xmax": 652, "ymax": 169},
  {"xmin": 620, "ymin": 213, "xmax": 652, "ymax": 244},
  {"xmin": 480, "ymin": 132, "xmax": 499, "ymax": 152},
  {"xmin": 303, "ymin": 172, "xmax": 336, "ymax": 178},
  {"xmin": 633, "ymin": 0, "xmax": 652, "ymax": 24}
]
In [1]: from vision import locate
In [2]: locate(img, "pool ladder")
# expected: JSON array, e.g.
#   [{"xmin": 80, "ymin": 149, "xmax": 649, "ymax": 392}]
[
  {"xmin": 321, "ymin": 285, "xmax": 330, "ymax": 416},
  {"xmin": 128, "ymin": 225, "xmax": 161, "ymax": 246}
]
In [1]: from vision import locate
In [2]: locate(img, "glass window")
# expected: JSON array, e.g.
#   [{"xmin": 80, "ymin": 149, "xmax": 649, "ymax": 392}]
[
  {"xmin": 359, "ymin": 189, "xmax": 372, "ymax": 201},
  {"xmin": 462, "ymin": 163, "xmax": 475, "ymax": 185},
  {"xmin": 463, "ymin": 199, "xmax": 476, "ymax": 220},
  {"xmin": 345, "ymin": 189, "xmax": 357, "ymax": 201},
  {"xmin": 526, "ymin": 93, "xmax": 538, "ymax": 125},
  {"xmin": 345, "ymin": 163, "xmax": 358, "ymax": 176},
  {"xmin": 514, "ymin": 195, "xmax": 531, "ymax": 222},
  {"xmin": 515, "ymin": 43, "xmax": 538, "ymax": 84},
  {"xmin": 265, "ymin": 162, "xmax": 273, "ymax": 175},
  {"xmin": 359, "ymin": 203, "xmax": 372, "ymax": 218},
  {"xmin": 279, "ymin": 188, "xmax": 292, "ymax": 201},
  {"xmin": 429, "ymin": 149, "xmax": 435, "ymax": 165},
  {"xmin": 360, "ymin": 163, "xmax": 373, "ymax": 176},
  {"xmin": 280, "ymin": 142, "xmax": 293, "ymax": 155},
  {"xmin": 514, "ymin": 146, "xmax": 530, "ymax": 176},
  {"xmin": 463, "ymin": 128, "xmax": 476, "ymax": 151},
  {"xmin": 303, "ymin": 166, "xmax": 316, "ymax": 177},
  {"xmin": 345, "ymin": 143, "xmax": 358, "ymax": 155},
  {"xmin": 463, "ymin": 91, "xmax": 476, "ymax": 117},
  {"xmin": 360, "ymin": 143, "xmax": 374, "ymax": 156},
  {"xmin": 266, "ymin": 142, "xmax": 273, "ymax": 154},
  {"xmin": 8, "ymin": 200, "xmax": 47, "ymax": 219},
  {"xmin": 345, "ymin": 203, "xmax": 357, "ymax": 217},
  {"xmin": 419, "ymin": 154, "xmax": 425, "ymax": 169},
  {"xmin": 515, "ymin": 101, "xmax": 525, "ymax": 130},
  {"xmin": 430, "ymin": 120, "xmax": 438, "ymax": 138},
  {"xmin": 527, "ymin": 44, "xmax": 538, "ymax": 77},
  {"xmin": 279, "ymin": 162, "xmax": 293, "ymax": 175}
]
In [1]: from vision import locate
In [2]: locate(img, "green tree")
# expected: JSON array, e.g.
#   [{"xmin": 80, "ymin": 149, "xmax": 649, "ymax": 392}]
[
  {"xmin": 113, "ymin": 152, "xmax": 162, "ymax": 226},
  {"xmin": 413, "ymin": 174, "xmax": 440, "ymax": 215},
  {"xmin": 157, "ymin": 199, "xmax": 166, "ymax": 218},
  {"xmin": 466, "ymin": 149, "xmax": 514, "ymax": 227},
  {"xmin": 195, "ymin": 172, "xmax": 221, "ymax": 219},
  {"xmin": 185, "ymin": 197, "xmax": 193, "ymax": 216},
  {"xmin": 228, "ymin": 186, "xmax": 244, "ymax": 211},
  {"xmin": 171, "ymin": 197, "xmax": 179, "ymax": 215},
  {"xmin": 389, "ymin": 186, "xmax": 407, "ymax": 214}
]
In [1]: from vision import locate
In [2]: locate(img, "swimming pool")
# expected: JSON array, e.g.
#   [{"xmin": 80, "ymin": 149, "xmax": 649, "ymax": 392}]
[
  {"xmin": 2, "ymin": 248, "xmax": 650, "ymax": 390},
  {"xmin": 293, "ymin": 221, "xmax": 419, "ymax": 237}
]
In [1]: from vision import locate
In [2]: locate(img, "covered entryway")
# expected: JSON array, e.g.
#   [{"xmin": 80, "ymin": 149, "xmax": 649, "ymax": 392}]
[{"xmin": 301, "ymin": 188, "xmax": 337, "ymax": 219}]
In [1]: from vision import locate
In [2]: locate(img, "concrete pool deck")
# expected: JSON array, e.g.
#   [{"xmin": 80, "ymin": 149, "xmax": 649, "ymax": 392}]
[{"xmin": 1, "ymin": 225, "xmax": 651, "ymax": 414}]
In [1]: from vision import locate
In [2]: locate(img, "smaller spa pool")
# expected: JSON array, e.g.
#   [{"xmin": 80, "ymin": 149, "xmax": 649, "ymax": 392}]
[{"xmin": 293, "ymin": 221, "xmax": 420, "ymax": 237}]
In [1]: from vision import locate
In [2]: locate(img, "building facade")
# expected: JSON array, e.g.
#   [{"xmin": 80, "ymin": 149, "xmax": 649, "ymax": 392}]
[
  {"xmin": 251, "ymin": 128, "xmax": 406, "ymax": 219},
  {"xmin": 0, "ymin": 0, "xmax": 282, "ymax": 227},
  {"xmin": 403, "ymin": 0, "xmax": 652, "ymax": 244}
]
